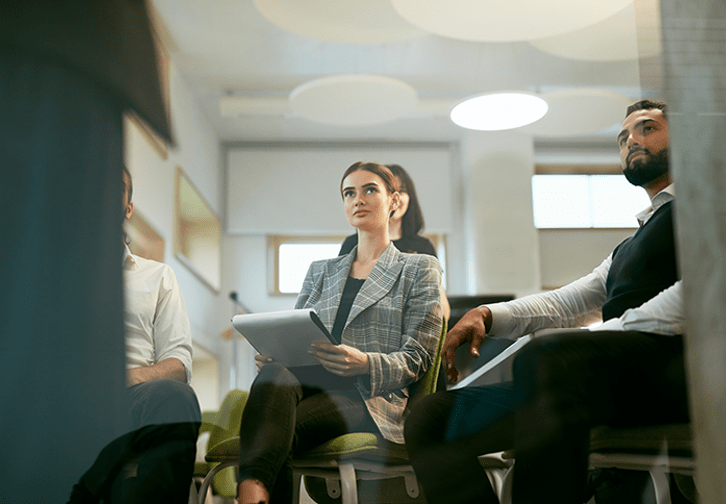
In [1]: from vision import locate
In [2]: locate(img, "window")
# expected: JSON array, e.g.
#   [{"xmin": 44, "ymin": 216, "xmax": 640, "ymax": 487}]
[
  {"xmin": 532, "ymin": 174, "xmax": 650, "ymax": 229},
  {"xmin": 270, "ymin": 234, "xmax": 448, "ymax": 295},
  {"xmin": 270, "ymin": 237, "xmax": 345, "ymax": 295}
]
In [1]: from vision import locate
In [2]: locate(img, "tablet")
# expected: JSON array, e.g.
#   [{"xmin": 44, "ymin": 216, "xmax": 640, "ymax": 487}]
[{"xmin": 232, "ymin": 309, "xmax": 337, "ymax": 368}]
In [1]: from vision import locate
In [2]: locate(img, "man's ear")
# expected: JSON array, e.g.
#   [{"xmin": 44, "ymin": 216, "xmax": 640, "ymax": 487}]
[{"xmin": 125, "ymin": 201, "xmax": 134, "ymax": 220}]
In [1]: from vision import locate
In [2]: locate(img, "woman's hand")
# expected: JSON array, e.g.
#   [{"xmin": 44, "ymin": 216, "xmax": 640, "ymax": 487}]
[
  {"xmin": 308, "ymin": 343, "xmax": 370, "ymax": 376},
  {"xmin": 254, "ymin": 353, "xmax": 273, "ymax": 373}
]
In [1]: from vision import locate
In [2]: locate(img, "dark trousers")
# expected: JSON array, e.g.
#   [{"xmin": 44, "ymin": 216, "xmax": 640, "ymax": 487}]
[
  {"xmin": 238, "ymin": 363, "xmax": 378, "ymax": 504},
  {"xmin": 73, "ymin": 379, "xmax": 202, "ymax": 504},
  {"xmin": 0, "ymin": 47, "xmax": 128, "ymax": 502},
  {"xmin": 404, "ymin": 330, "xmax": 689, "ymax": 504}
]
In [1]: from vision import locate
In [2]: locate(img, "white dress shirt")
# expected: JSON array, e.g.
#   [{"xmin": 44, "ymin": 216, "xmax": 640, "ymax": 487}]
[
  {"xmin": 488, "ymin": 185, "xmax": 683, "ymax": 338},
  {"xmin": 123, "ymin": 245, "xmax": 193, "ymax": 382}
]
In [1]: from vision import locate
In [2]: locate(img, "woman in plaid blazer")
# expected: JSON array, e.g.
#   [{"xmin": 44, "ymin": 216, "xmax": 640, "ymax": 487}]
[{"xmin": 237, "ymin": 162, "xmax": 444, "ymax": 504}]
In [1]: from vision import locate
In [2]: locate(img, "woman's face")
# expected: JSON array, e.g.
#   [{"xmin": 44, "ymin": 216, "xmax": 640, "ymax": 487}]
[
  {"xmin": 390, "ymin": 176, "xmax": 410, "ymax": 221},
  {"xmin": 341, "ymin": 170, "xmax": 398, "ymax": 232}
]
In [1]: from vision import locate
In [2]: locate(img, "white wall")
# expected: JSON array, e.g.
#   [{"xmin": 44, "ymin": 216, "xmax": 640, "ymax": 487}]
[
  {"xmin": 538, "ymin": 228, "xmax": 634, "ymax": 288},
  {"xmin": 124, "ymin": 62, "xmax": 229, "ymax": 408},
  {"xmin": 226, "ymin": 143, "xmax": 455, "ymax": 235}
]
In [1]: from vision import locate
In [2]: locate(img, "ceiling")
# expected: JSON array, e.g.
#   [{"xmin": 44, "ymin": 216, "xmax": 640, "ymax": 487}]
[{"xmin": 150, "ymin": 0, "xmax": 663, "ymax": 148}]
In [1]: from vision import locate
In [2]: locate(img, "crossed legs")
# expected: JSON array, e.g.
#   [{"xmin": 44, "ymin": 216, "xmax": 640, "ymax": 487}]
[{"xmin": 405, "ymin": 330, "xmax": 689, "ymax": 504}]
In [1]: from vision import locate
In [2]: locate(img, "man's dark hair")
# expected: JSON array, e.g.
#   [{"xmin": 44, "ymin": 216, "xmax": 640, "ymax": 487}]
[
  {"xmin": 626, "ymin": 99, "xmax": 666, "ymax": 119},
  {"xmin": 122, "ymin": 165, "xmax": 133, "ymax": 203}
]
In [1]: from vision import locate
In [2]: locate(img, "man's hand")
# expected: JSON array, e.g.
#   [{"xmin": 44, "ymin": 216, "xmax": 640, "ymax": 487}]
[
  {"xmin": 308, "ymin": 343, "xmax": 370, "ymax": 376},
  {"xmin": 441, "ymin": 306, "xmax": 492, "ymax": 383}
]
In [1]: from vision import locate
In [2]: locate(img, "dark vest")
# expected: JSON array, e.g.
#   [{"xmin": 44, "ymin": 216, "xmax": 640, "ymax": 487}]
[{"xmin": 602, "ymin": 201, "xmax": 679, "ymax": 321}]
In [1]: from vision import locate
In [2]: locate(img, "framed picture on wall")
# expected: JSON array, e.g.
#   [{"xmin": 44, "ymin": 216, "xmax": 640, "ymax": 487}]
[{"xmin": 174, "ymin": 167, "xmax": 222, "ymax": 293}]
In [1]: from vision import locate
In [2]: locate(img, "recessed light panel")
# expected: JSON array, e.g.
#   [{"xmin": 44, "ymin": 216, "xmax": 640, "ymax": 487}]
[{"xmin": 450, "ymin": 92, "xmax": 548, "ymax": 131}]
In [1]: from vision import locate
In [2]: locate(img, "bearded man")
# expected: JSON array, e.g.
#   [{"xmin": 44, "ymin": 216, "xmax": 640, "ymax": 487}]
[{"xmin": 404, "ymin": 100, "xmax": 688, "ymax": 504}]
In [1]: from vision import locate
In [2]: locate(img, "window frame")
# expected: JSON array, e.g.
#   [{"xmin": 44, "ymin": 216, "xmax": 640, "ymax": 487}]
[
  {"xmin": 532, "ymin": 163, "xmax": 647, "ymax": 230},
  {"xmin": 268, "ymin": 235, "xmax": 348, "ymax": 296}
]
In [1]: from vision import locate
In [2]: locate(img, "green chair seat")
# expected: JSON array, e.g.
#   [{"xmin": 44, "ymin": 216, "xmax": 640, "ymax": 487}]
[{"xmin": 199, "ymin": 319, "xmax": 448, "ymax": 504}]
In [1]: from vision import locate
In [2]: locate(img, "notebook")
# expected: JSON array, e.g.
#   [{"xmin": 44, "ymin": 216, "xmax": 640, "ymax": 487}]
[{"xmin": 232, "ymin": 309, "xmax": 337, "ymax": 368}]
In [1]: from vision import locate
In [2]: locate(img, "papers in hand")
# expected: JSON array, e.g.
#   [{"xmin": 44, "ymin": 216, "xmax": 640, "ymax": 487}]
[{"xmin": 232, "ymin": 309, "xmax": 337, "ymax": 368}]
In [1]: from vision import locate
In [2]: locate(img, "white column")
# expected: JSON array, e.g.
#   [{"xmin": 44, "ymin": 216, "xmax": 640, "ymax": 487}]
[{"xmin": 461, "ymin": 131, "xmax": 541, "ymax": 297}]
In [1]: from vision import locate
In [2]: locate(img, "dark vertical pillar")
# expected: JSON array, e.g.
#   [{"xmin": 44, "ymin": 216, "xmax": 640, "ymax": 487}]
[
  {"xmin": 0, "ymin": 51, "xmax": 128, "ymax": 502},
  {"xmin": 660, "ymin": 2, "xmax": 726, "ymax": 502}
]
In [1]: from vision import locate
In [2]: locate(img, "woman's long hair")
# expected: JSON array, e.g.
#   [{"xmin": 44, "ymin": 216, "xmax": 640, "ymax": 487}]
[{"xmin": 387, "ymin": 164, "xmax": 424, "ymax": 237}]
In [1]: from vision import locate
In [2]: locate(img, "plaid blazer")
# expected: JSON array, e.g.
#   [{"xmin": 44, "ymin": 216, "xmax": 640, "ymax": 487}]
[{"xmin": 295, "ymin": 242, "xmax": 443, "ymax": 443}]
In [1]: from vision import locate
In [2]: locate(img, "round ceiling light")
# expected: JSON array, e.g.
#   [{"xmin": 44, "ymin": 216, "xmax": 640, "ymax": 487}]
[
  {"xmin": 289, "ymin": 75, "xmax": 418, "ymax": 126},
  {"xmin": 450, "ymin": 92, "xmax": 548, "ymax": 131},
  {"xmin": 253, "ymin": 0, "xmax": 426, "ymax": 43},
  {"xmin": 391, "ymin": 0, "xmax": 632, "ymax": 42}
]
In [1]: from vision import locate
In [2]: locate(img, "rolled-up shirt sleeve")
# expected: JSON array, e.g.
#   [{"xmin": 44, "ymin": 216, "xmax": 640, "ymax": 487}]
[
  {"xmin": 593, "ymin": 281, "xmax": 683, "ymax": 335},
  {"xmin": 487, "ymin": 256, "xmax": 611, "ymax": 339},
  {"xmin": 152, "ymin": 268, "xmax": 194, "ymax": 381}
]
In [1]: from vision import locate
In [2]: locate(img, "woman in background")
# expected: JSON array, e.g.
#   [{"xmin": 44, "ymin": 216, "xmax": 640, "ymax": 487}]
[
  {"xmin": 236, "ymin": 162, "xmax": 443, "ymax": 504},
  {"xmin": 339, "ymin": 164, "xmax": 450, "ymax": 319},
  {"xmin": 339, "ymin": 164, "xmax": 436, "ymax": 256}
]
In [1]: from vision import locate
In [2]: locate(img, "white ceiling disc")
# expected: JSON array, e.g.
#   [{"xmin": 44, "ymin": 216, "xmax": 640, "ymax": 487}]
[
  {"xmin": 518, "ymin": 89, "xmax": 632, "ymax": 137},
  {"xmin": 529, "ymin": 1, "xmax": 661, "ymax": 61},
  {"xmin": 391, "ymin": 0, "xmax": 633, "ymax": 42},
  {"xmin": 253, "ymin": 0, "xmax": 426, "ymax": 43},
  {"xmin": 289, "ymin": 75, "xmax": 418, "ymax": 126}
]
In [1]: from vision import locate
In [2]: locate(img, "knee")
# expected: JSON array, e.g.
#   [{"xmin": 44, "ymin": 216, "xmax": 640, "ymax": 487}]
[
  {"xmin": 131, "ymin": 379, "xmax": 201, "ymax": 424},
  {"xmin": 255, "ymin": 361, "xmax": 297, "ymax": 388},
  {"xmin": 513, "ymin": 336, "xmax": 570, "ymax": 383},
  {"xmin": 404, "ymin": 392, "xmax": 448, "ymax": 451}
]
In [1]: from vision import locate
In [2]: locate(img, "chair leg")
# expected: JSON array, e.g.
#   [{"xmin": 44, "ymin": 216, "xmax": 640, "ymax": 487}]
[
  {"xmin": 199, "ymin": 461, "xmax": 238, "ymax": 504},
  {"xmin": 189, "ymin": 479, "xmax": 199, "ymax": 504},
  {"xmin": 292, "ymin": 470, "xmax": 302, "ymax": 504},
  {"xmin": 650, "ymin": 470, "xmax": 672, "ymax": 504},
  {"xmin": 483, "ymin": 468, "xmax": 507, "ymax": 501},
  {"xmin": 403, "ymin": 472, "xmax": 420, "ymax": 499},
  {"xmin": 500, "ymin": 465, "xmax": 514, "ymax": 504},
  {"xmin": 338, "ymin": 462, "xmax": 358, "ymax": 504}
]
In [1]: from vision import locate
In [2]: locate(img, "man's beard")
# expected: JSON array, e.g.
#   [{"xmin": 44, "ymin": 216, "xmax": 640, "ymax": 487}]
[{"xmin": 623, "ymin": 147, "xmax": 669, "ymax": 187}]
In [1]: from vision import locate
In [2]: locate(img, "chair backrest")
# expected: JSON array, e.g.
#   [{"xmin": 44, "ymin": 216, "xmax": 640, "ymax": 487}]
[
  {"xmin": 208, "ymin": 389, "xmax": 249, "ymax": 449},
  {"xmin": 407, "ymin": 318, "xmax": 447, "ymax": 408},
  {"xmin": 204, "ymin": 389, "xmax": 249, "ymax": 497}
]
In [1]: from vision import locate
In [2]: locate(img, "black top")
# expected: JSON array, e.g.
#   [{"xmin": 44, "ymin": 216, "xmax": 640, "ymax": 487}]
[
  {"xmin": 602, "ymin": 201, "xmax": 679, "ymax": 322},
  {"xmin": 339, "ymin": 234, "xmax": 437, "ymax": 257},
  {"xmin": 331, "ymin": 277, "xmax": 366, "ymax": 344}
]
